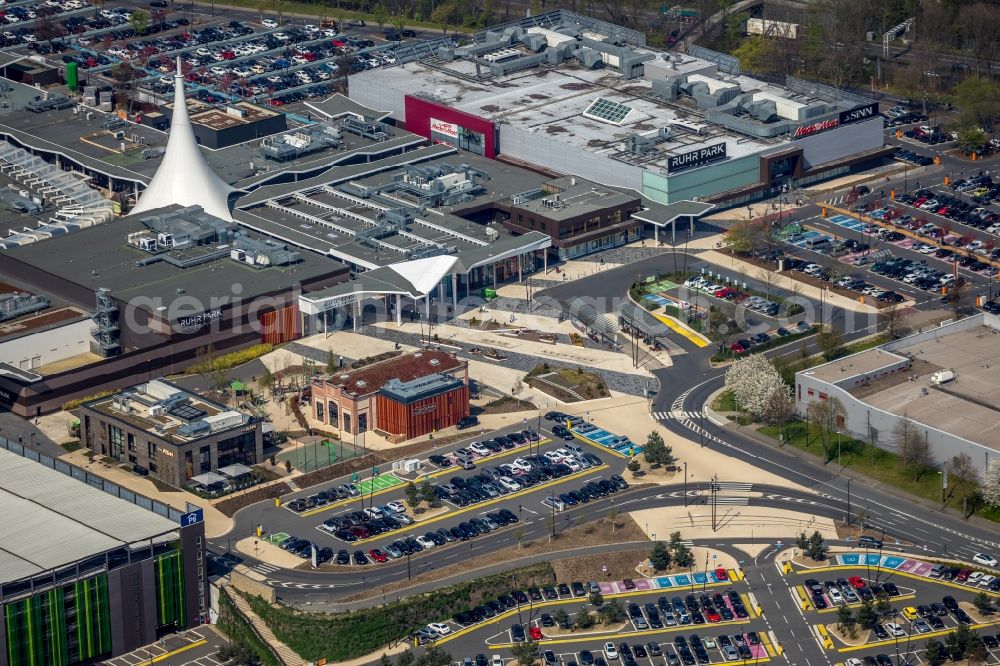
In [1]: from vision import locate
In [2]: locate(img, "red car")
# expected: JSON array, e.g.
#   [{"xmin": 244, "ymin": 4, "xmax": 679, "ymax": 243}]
[
  {"xmin": 704, "ymin": 609, "xmax": 721, "ymax": 623},
  {"xmin": 368, "ymin": 548, "xmax": 388, "ymax": 563},
  {"xmin": 529, "ymin": 626, "xmax": 543, "ymax": 640},
  {"xmin": 713, "ymin": 287, "xmax": 735, "ymax": 299},
  {"xmin": 848, "ymin": 576, "xmax": 866, "ymax": 589},
  {"xmin": 730, "ymin": 342, "xmax": 747, "ymax": 354},
  {"xmin": 268, "ymin": 98, "xmax": 285, "ymax": 106},
  {"xmin": 956, "ymin": 569, "xmax": 972, "ymax": 582},
  {"xmin": 715, "ymin": 567, "xmax": 729, "ymax": 580}
]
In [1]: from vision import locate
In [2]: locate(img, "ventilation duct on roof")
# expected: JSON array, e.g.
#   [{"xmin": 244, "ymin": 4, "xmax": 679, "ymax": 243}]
[
  {"xmin": 650, "ymin": 78, "xmax": 680, "ymax": 101},
  {"xmin": 747, "ymin": 100, "xmax": 778, "ymax": 122},
  {"xmin": 521, "ymin": 32, "xmax": 547, "ymax": 51},
  {"xmin": 575, "ymin": 47, "xmax": 603, "ymax": 68}
]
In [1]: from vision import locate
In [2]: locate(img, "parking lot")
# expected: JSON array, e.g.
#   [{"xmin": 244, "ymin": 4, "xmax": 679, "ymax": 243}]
[
  {"xmin": 425, "ymin": 572, "xmax": 775, "ymax": 666},
  {"xmin": 259, "ymin": 415, "xmax": 635, "ymax": 569},
  {"xmin": 787, "ymin": 552, "xmax": 1000, "ymax": 665},
  {"xmin": 4, "ymin": 2, "xmax": 444, "ymax": 110}
]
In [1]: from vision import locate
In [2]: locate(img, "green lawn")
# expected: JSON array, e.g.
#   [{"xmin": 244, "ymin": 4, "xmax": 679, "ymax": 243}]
[
  {"xmin": 713, "ymin": 390, "xmax": 738, "ymax": 412},
  {"xmin": 757, "ymin": 421, "xmax": 989, "ymax": 520}
]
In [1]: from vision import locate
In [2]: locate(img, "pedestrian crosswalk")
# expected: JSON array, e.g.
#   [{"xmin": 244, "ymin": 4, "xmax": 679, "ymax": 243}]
[
  {"xmin": 712, "ymin": 496, "xmax": 750, "ymax": 505},
  {"xmin": 652, "ymin": 410, "xmax": 705, "ymax": 421},
  {"xmin": 714, "ymin": 481, "xmax": 753, "ymax": 492},
  {"xmin": 253, "ymin": 562, "xmax": 280, "ymax": 575}
]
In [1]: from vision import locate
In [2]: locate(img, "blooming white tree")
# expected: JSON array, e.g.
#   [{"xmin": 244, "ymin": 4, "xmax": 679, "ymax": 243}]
[
  {"xmin": 724, "ymin": 354, "xmax": 790, "ymax": 422},
  {"xmin": 983, "ymin": 459, "xmax": 1000, "ymax": 510}
]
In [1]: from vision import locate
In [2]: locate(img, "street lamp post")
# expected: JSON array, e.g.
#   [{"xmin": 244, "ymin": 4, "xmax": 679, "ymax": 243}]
[{"xmin": 683, "ymin": 461, "xmax": 688, "ymax": 507}]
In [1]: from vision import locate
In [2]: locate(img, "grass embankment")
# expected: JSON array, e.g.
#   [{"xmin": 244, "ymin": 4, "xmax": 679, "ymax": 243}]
[
  {"xmin": 756, "ymin": 421, "xmax": 1000, "ymax": 523},
  {"xmin": 246, "ymin": 562, "xmax": 556, "ymax": 662}
]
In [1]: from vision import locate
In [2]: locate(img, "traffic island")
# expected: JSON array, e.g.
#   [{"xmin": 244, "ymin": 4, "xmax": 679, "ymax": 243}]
[
  {"xmin": 825, "ymin": 623, "xmax": 871, "ymax": 647},
  {"xmin": 235, "ymin": 536, "xmax": 305, "ymax": 569}
]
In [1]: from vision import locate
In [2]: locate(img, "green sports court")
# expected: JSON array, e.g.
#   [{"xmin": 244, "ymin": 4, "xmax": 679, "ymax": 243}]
[{"xmin": 357, "ymin": 473, "xmax": 405, "ymax": 495}]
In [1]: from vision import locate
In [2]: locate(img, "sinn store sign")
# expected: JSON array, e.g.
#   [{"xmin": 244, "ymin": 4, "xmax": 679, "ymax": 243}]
[
  {"xmin": 430, "ymin": 118, "xmax": 459, "ymax": 139},
  {"xmin": 839, "ymin": 102, "xmax": 878, "ymax": 125},
  {"xmin": 666, "ymin": 142, "xmax": 728, "ymax": 173},
  {"xmin": 793, "ymin": 118, "xmax": 839, "ymax": 138}
]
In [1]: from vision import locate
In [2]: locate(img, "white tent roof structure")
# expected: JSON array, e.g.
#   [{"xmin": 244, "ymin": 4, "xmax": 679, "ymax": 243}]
[
  {"xmin": 387, "ymin": 255, "xmax": 459, "ymax": 295},
  {"xmin": 132, "ymin": 56, "xmax": 235, "ymax": 221}
]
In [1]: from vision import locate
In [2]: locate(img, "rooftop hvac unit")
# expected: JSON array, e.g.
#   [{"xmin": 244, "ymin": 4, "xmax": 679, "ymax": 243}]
[
  {"xmin": 157, "ymin": 232, "xmax": 174, "ymax": 248},
  {"xmin": 148, "ymin": 404, "xmax": 165, "ymax": 417},
  {"xmin": 204, "ymin": 410, "xmax": 245, "ymax": 432},
  {"xmin": 403, "ymin": 459, "xmax": 421, "ymax": 473}
]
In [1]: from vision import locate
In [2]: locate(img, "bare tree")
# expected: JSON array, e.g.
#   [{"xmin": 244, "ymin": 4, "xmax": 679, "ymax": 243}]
[
  {"xmin": 947, "ymin": 453, "xmax": 979, "ymax": 515},
  {"xmin": 943, "ymin": 281, "xmax": 973, "ymax": 318},
  {"xmin": 806, "ymin": 396, "xmax": 846, "ymax": 463},
  {"xmin": 893, "ymin": 415, "xmax": 932, "ymax": 481},
  {"xmin": 881, "ymin": 303, "xmax": 909, "ymax": 340},
  {"xmin": 756, "ymin": 267, "xmax": 781, "ymax": 301}
]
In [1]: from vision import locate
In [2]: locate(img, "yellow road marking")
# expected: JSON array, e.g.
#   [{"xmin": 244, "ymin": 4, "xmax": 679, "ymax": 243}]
[
  {"xmin": 298, "ymin": 440, "xmax": 549, "ymax": 518},
  {"xmin": 350, "ymin": 465, "xmax": 609, "ymax": 545},
  {"xmin": 434, "ymin": 584, "xmax": 741, "ymax": 647},
  {"xmin": 151, "ymin": 639, "xmax": 207, "ymax": 663},
  {"xmin": 652, "ymin": 313, "xmax": 710, "ymax": 347},
  {"xmin": 789, "ymin": 565, "xmax": 1000, "ymax": 599},
  {"xmin": 837, "ymin": 619, "xmax": 1000, "ymax": 653}
]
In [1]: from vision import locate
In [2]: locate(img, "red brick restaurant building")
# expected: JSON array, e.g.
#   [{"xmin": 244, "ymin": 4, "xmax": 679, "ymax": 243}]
[{"xmin": 311, "ymin": 350, "xmax": 470, "ymax": 440}]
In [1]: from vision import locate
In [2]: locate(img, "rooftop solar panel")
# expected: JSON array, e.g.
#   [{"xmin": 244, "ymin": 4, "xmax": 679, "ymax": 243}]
[{"xmin": 168, "ymin": 403, "xmax": 207, "ymax": 421}]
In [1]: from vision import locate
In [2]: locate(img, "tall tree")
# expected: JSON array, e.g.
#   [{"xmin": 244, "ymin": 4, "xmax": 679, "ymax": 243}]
[
  {"xmin": 982, "ymin": 459, "xmax": 1000, "ymax": 509},
  {"xmin": 129, "ymin": 8, "xmax": 149, "ymax": 35},
  {"xmin": 893, "ymin": 416, "xmax": 932, "ymax": 481},
  {"xmin": 806, "ymin": 396, "xmax": 846, "ymax": 463},
  {"xmin": 947, "ymin": 453, "xmax": 979, "ymax": 513}
]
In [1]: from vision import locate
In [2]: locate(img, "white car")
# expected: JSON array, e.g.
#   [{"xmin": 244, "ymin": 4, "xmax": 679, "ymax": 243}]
[
  {"xmin": 426, "ymin": 622, "xmax": 451, "ymax": 636},
  {"xmin": 827, "ymin": 588, "xmax": 843, "ymax": 604},
  {"xmin": 973, "ymin": 552, "xmax": 998, "ymax": 567},
  {"xmin": 469, "ymin": 442, "xmax": 491, "ymax": 457},
  {"xmin": 362, "ymin": 506, "xmax": 383, "ymax": 519},
  {"xmin": 498, "ymin": 476, "xmax": 520, "ymax": 492},
  {"xmin": 845, "ymin": 659, "xmax": 864, "ymax": 666},
  {"xmin": 979, "ymin": 575, "xmax": 995, "ymax": 588},
  {"xmin": 563, "ymin": 458, "xmax": 582, "ymax": 472},
  {"xmin": 511, "ymin": 458, "xmax": 532, "ymax": 472},
  {"xmin": 884, "ymin": 623, "xmax": 906, "ymax": 637},
  {"xmin": 543, "ymin": 451, "xmax": 563, "ymax": 463},
  {"xmin": 261, "ymin": 18, "xmax": 278, "ymax": 27},
  {"xmin": 968, "ymin": 572, "xmax": 983, "ymax": 585},
  {"xmin": 604, "ymin": 643, "xmax": 619, "ymax": 660},
  {"xmin": 416, "ymin": 535, "xmax": 436, "ymax": 549},
  {"xmin": 491, "ymin": 656, "xmax": 504, "ymax": 666},
  {"xmin": 386, "ymin": 501, "xmax": 405, "ymax": 514}
]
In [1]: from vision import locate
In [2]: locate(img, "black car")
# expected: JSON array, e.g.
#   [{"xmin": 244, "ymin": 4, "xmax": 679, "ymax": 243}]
[
  {"xmin": 429, "ymin": 454, "xmax": 452, "ymax": 467},
  {"xmin": 457, "ymin": 415, "xmax": 479, "ymax": 430},
  {"xmin": 571, "ymin": 581, "xmax": 586, "ymax": 596},
  {"xmin": 353, "ymin": 550, "xmax": 369, "ymax": 565},
  {"xmin": 336, "ymin": 549, "xmax": 350, "ymax": 564},
  {"xmin": 552, "ymin": 425, "xmax": 574, "ymax": 440}
]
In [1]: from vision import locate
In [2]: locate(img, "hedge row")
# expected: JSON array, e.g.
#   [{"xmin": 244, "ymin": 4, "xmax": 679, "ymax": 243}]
[{"xmin": 185, "ymin": 343, "xmax": 274, "ymax": 375}]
